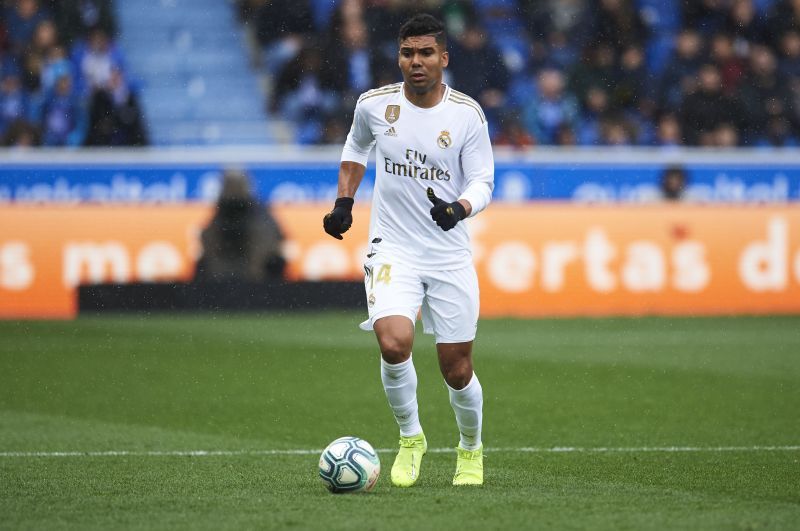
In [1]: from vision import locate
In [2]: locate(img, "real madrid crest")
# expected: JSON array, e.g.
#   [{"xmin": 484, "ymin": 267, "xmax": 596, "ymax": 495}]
[
  {"xmin": 385, "ymin": 105, "xmax": 400, "ymax": 124},
  {"xmin": 368, "ymin": 293, "xmax": 376, "ymax": 307},
  {"xmin": 437, "ymin": 130, "xmax": 452, "ymax": 149}
]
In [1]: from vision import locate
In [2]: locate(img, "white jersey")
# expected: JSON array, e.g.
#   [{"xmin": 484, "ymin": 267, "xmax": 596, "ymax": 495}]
[{"xmin": 341, "ymin": 82, "xmax": 494, "ymax": 270}]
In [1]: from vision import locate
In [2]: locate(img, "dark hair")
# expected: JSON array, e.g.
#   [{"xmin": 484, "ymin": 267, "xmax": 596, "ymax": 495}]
[
  {"xmin": 398, "ymin": 14, "xmax": 446, "ymax": 47},
  {"xmin": 661, "ymin": 165, "xmax": 687, "ymax": 200}
]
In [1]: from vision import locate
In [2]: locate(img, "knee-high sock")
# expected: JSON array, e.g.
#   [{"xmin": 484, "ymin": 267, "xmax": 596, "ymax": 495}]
[
  {"xmin": 380, "ymin": 354, "xmax": 422, "ymax": 437},
  {"xmin": 447, "ymin": 373, "xmax": 483, "ymax": 450}
]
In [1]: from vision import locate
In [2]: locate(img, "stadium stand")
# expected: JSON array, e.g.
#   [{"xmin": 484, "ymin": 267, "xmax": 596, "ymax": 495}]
[
  {"xmin": 116, "ymin": 0, "xmax": 275, "ymax": 145},
  {"xmin": 0, "ymin": 0, "xmax": 146, "ymax": 146},
  {"xmin": 234, "ymin": 0, "xmax": 800, "ymax": 148},
  {"xmin": 3, "ymin": 0, "xmax": 798, "ymax": 147}
]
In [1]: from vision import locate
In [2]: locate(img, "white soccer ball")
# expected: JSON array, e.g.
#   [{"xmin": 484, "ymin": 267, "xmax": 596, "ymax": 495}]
[{"xmin": 318, "ymin": 436, "xmax": 381, "ymax": 493}]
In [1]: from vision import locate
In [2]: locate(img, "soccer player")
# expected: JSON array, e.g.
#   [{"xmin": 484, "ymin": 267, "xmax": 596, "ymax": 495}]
[{"xmin": 323, "ymin": 13, "xmax": 494, "ymax": 487}]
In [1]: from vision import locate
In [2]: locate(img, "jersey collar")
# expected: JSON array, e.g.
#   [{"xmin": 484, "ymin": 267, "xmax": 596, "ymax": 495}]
[{"xmin": 400, "ymin": 83, "xmax": 450, "ymax": 114}]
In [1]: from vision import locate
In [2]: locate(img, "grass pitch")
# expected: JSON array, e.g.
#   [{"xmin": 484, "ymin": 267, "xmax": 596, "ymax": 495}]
[{"xmin": 1, "ymin": 313, "xmax": 798, "ymax": 530}]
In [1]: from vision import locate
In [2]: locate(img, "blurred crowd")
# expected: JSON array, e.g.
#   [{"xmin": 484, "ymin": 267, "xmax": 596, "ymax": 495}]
[
  {"xmin": 0, "ymin": 0, "xmax": 146, "ymax": 147},
  {"xmin": 236, "ymin": 0, "xmax": 800, "ymax": 148}
]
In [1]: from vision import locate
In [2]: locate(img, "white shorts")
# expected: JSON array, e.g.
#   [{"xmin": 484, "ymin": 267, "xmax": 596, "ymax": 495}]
[{"xmin": 358, "ymin": 254, "xmax": 479, "ymax": 344}]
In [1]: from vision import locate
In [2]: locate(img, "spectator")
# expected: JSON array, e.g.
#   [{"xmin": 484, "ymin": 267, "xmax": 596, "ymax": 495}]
[
  {"xmin": 709, "ymin": 32, "xmax": 747, "ymax": 94},
  {"xmin": 320, "ymin": 115, "xmax": 349, "ymax": 145},
  {"xmin": 555, "ymin": 123, "xmax": 579, "ymax": 145},
  {"xmin": 683, "ymin": 0, "xmax": 728, "ymax": 35},
  {"xmin": 726, "ymin": 0, "xmax": 767, "ymax": 48},
  {"xmin": 778, "ymin": 29, "xmax": 800, "ymax": 79},
  {"xmin": 0, "ymin": 68, "xmax": 28, "ymax": 134},
  {"xmin": 0, "ymin": 16, "xmax": 7, "ymax": 53},
  {"xmin": 707, "ymin": 122, "xmax": 740, "ymax": 147},
  {"xmin": 55, "ymin": 0, "xmax": 117, "ymax": 45},
  {"xmin": 440, "ymin": 0, "xmax": 479, "ymax": 37},
  {"xmin": 85, "ymin": 68, "xmax": 147, "ymax": 146},
  {"xmin": 195, "ymin": 169, "xmax": 286, "ymax": 284},
  {"xmin": 766, "ymin": 0, "xmax": 800, "ymax": 49},
  {"xmin": 612, "ymin": 45, "xmax": 650, "ymax": 111},
  {"xmin": 5, "ymin": 0, "xmax": 51, "ymax": 55},
  {"xmin": 40, "ymin": 71, "xmax": 87, "ymax": 146},
  {"xmin": 446, "ymin": 23, "xmax": 509, "ymax": 131},
  {"xmin": 19, "ymin": 18, "xmax": 59, "ymax": 93},
  {"xmin": 679, "ymin": 63, "xmax": 742, "ymax": 145},
  {"xmin": 448, "ymin": 25, "xmax": 511, "ymax": 102},
  {"xmin": 576, "ymin": 85, "xmax": 609, "ymax": 145},
  {"xmin": 659, "ymin": 29, "xmax": 705, "ymax": 110},
  {"xmin": 568, "ymin": 41, "xmax": 617, "ymax": 107},
  {"xmin": 523, "ymin": 68, "xmax": 579, "ymax": 144},
  {"xmin": 73, "ymin": 28, "xmax": 123, "ymax": 92},
  {"xmin": 755, "ymin": 115, "xmax": 799, "ymax": 146},
  {"xmin": 1, "ymin": 117, "xmax": 40, "ymax": 146},
  {"xmin": 736, "ymin": 45, "xmax": 793, "ymax": 143},
  {"xmin": 778, "ymin": 30, "xmax": 800, "ymax": 135},
  {"xmin": 598, "ymin": 113, "xmax": 636, "ymax": 146},
  {"xmin": 272, "ymin": 42, "xmax": 339, "ymax": 143},
  {"xmin": 320, "ymin": 14, "xmax": 388, "ymax": 107},
  {"xmin": 494, "ymin": 114, "xmax": 536, "ymax": 148},
  {"xmin": 518, "ymin": 0, "xmax": 589, "ymax": 44},
  {"xmin": 660, "ymin": 165, "xmax": 687, "ymax": 200},
  {"xmin": 588, "ymin": 0, "xmax": 648, "ymax": 53},
  {"xmin": 254, "ymin": 0, "xmax": 315, "ymax": 75},
  {"xmin": 39, "ymin": 44, "xmax": 73, "ymax": 93},
  {"xmin": 653, "ymin": 111, "xmax": 684, "ymax": 147},
  {"xmin": 542, "ymin": 30, "xmax": 579, "ymax": 71}
]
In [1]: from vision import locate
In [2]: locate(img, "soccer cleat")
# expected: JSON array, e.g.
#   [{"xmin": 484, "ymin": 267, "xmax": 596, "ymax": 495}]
[
  {"xmin": 453, "ymin": 445, "xmax": 484, "ymax": 486},
  {"xmin": 390, "ymin": 432, "xmax": 427, "ymax": 487}
]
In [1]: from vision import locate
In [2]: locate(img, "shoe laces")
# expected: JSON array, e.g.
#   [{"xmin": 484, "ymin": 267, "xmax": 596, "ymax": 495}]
[
  {"xmin": 399, "ymin": 436, "xmax": 422, "ymax": 449},
  {"xmin": 456, "ymin": 447, "xmax": 482, "ymax": 460}
]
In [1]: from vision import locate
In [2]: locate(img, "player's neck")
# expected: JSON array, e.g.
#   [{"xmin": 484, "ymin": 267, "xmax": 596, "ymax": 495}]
[{"xmin": 403, "ymin": 82, "xmax": 445, "ymax": 109}]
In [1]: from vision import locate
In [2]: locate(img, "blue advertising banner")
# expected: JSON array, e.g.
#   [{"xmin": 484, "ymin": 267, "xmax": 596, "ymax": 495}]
[{"xmin": 1, "ymin": 147, "xmax": 798, "ymax": 203}]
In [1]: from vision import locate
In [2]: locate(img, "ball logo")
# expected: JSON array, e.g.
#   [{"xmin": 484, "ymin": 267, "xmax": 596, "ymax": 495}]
[
  {"xmin": 437, "ymin": 130, "xmax": 452, "ymax": 149},
  {"xmin": 385, "ymin": 105, "xmax": 400, "ymax": 124}
]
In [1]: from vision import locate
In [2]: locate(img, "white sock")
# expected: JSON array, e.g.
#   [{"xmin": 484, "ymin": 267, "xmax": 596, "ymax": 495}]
[
  {"xmin": 380, "ymin": 354, "xmax": 422, "ymax": 437},
  {"xmin": 447, "ymin": 373, "xmax": 483, "ymax": 450}
]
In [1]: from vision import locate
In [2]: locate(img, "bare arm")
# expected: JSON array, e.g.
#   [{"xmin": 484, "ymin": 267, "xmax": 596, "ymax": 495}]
[
  {"xmin": 338, "ymin": 161, "xmax": 366, "ymax": 198},
  {"xmin": 457, "ymin": 199, "xmax": 472, "ymax": 217}
]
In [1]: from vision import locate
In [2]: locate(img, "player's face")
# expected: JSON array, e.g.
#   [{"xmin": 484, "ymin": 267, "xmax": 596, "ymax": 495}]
[{"xmin": 398, "ymin": 35, "xmax": 449, "ymax": 94}]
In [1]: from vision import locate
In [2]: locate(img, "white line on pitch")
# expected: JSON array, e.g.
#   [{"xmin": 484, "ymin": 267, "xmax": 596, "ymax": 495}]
[{"xmin": 0, "ymin": 445, "xmax": 798, "ymax": 458}]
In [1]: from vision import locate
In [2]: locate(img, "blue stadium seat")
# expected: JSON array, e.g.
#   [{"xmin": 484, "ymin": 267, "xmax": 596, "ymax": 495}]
[{"xmin": 115, "ymin": 0, "xmax": 273, "ymax": 145}]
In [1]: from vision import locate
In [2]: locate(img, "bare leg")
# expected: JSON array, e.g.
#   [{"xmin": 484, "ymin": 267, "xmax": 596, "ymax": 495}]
[
  {"xmin": 374, "ymin": 315, "xmax": 421, "ymax": 437},
  {"xmin": 438, "ymin": 341, "xmax": 483, "ymax": 451}
]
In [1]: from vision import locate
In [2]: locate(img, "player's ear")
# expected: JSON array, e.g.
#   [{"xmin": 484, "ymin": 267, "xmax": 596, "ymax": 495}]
[{"xmin": 441, "ymin": 50, "xmax": 449, "ymax": 68}]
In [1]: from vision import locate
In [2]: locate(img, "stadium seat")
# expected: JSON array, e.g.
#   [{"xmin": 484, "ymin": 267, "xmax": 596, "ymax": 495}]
[{"xmin": 115, "ymin": 0, "xmax": 273, "ymax": 145}]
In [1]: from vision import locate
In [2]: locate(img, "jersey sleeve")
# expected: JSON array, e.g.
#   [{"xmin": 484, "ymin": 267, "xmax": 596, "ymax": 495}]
[
  {"xmin": 458, "ymin": 115, "xmax": 494, "ymax": 217},
  {"xmin": 341, "ymin": 99, "xmax": 376, "ymax": 167}
]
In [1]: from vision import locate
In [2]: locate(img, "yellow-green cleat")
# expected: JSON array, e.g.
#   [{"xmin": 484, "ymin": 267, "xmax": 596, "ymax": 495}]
[
  {"xmin": 453, "ymin": 445, "xmax": 484, "ymax": 486},
  {"xmin": 390, "ymin": 433, "xmax": 427, "ymax": 487}
]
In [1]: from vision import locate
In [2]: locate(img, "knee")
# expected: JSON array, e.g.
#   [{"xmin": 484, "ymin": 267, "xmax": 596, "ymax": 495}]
[
  {"xmin": 441, "ymin": 359, "xmax": 473, "ymax": 390},
  {"xmin": 378, "ymin": 335, "xmax": 411, "ymax": 364}
]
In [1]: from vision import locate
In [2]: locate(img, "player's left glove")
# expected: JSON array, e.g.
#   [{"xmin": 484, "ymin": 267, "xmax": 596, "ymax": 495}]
[{"xmin": 427, "ymin": 187, "xmax": 466, "ymax": 231}]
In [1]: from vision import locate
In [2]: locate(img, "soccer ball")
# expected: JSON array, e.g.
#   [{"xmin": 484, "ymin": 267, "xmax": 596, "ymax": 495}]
[{"xmin": 318, "ymin": 436, "xmax": 381, "ymax": 493}]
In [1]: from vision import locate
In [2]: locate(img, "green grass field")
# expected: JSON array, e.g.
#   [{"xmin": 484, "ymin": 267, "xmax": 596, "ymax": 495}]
[{"xmin": 1, "ymin": 313, "xmax": 799, "ymax": 530}]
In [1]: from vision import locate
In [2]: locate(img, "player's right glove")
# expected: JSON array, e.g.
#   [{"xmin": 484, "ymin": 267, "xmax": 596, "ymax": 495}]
[{"xmin": 323, "ymin": 197, "xmax": 354, "ymax": 240}]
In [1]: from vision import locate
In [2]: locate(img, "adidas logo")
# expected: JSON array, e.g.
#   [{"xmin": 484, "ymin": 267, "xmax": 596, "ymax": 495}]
[{"xmin": 384, "ymin": 127, "xmax": 397, "ymax": 136}]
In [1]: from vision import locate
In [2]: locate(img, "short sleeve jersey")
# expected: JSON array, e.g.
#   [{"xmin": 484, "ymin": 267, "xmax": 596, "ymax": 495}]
[{"xmin": 341, "ymin": 82, "xmax": 494, "ymax": 270}]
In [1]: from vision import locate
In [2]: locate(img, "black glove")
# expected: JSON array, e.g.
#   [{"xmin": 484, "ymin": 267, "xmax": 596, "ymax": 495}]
[
  {"xmin": 427, "ymin": 187, "xmax": 466, "ymax": 231},
  {"xmin": 323, "ymin": 197, "xmax": 354, "ymax": 240}
]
